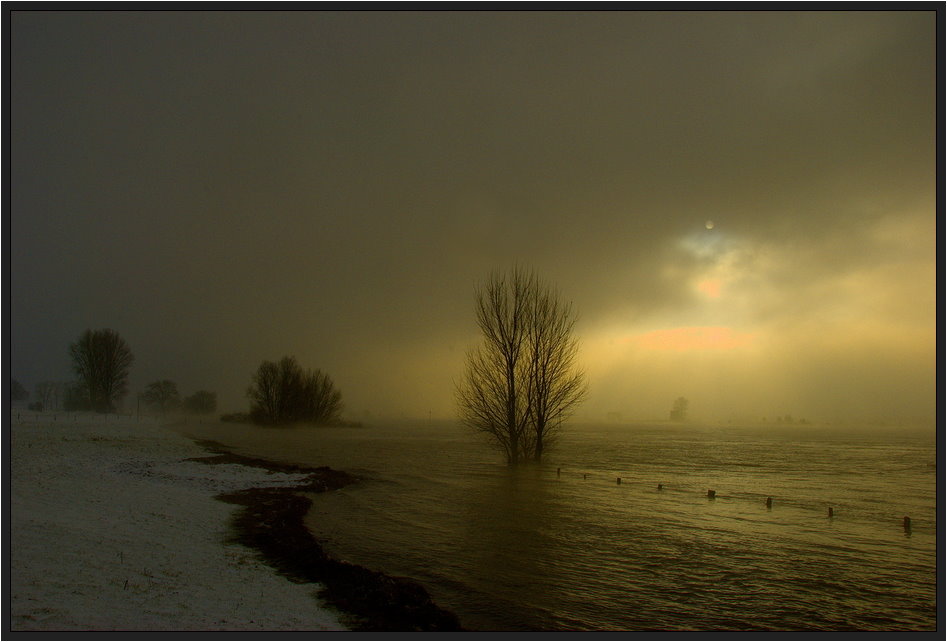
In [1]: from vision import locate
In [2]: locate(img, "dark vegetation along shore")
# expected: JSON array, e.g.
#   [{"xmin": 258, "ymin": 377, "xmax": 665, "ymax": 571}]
[{"xmin": 187, "ymin": 439, "xmax": 463, "ymax": 632}]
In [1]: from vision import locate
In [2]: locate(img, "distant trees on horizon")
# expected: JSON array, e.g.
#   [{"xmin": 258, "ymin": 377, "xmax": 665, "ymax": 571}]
[
  {"xmin": 140, "ymin": 380, "xmax": 217, "ymax": 416},
  {"xmin": 63, "ymin": 381, "xmax": 92, "ymax": 411},
  {"xmin": 142, "ymin": 380, "xmax": 180, "ymax": 414},
  {"xmin": 10, "ymin": 379, "xmax": 96, "ymax": 412},
  {"xmin": 34, "ymin": 381, "xmax": 59, "ymax": 411},
  {"xmin": 11, "ymin": 379, "xmax": 28, "ymax": 402},
  {"xmin": 456, "ymin": 267, "xmax": 587, "ymax": 465},
  {"xmin": 246, "ymin": 356, "xmax": 344, "ymax": 426},
  {"xmin": 669, "ymin": 397, "xmax": 688, "ymax": 422},
  {"xmin": 68, "ymin": 328, "xmax": 134, "ymax": 413},
  {"xmin": 14, "ymin": 328, "xmax": 223, "ymax": 418},
  {"xmin": 183, "ymin": 389, "xmax": 217, "ymax": 415}
]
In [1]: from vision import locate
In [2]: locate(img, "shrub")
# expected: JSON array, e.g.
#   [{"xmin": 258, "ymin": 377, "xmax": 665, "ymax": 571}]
[{"xmin": 246, "ymin": 356, "xmax": 343, "ymax": 426}]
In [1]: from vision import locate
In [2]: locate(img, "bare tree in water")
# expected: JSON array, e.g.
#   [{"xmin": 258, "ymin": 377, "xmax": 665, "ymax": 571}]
[{"xmin": 457, "ymin": 268, "xmax": 587, "ymax": 465}]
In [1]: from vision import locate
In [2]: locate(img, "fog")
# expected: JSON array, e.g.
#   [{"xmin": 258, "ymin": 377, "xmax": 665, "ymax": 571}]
[{"xmin": 9, "ymin": 10, "xmax": 936, "ymax": 426}]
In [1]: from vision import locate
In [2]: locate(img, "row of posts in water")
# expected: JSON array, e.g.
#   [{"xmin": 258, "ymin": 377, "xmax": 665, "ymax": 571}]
[{"xmin": 557, "ymin": 468, "xmax": 914, "ymax": 532}]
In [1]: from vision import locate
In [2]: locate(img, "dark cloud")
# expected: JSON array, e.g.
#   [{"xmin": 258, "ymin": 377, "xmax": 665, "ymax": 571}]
[{"xmin": 10, "ymin": 10, "xmax": 936, "ymax": 423}]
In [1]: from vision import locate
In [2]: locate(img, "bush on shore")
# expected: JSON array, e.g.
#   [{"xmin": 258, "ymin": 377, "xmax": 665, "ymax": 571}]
[{"xmin": 246, "ymin": 356, "xmax": 344, "ymax": 426}]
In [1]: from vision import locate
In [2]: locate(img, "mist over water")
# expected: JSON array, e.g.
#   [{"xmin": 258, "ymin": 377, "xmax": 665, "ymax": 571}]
[{"xmin": 186, "ymin": 420, "xmax": 936, "ymax": 631}]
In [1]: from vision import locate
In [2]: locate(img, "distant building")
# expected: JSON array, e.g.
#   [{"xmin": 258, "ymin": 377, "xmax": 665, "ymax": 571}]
[{"xmin": 669, "ymin": 397, "xmax": 688, "ymax": 422}]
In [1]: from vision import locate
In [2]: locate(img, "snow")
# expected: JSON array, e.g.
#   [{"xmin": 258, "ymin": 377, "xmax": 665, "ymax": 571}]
[{"xmin": 9, "ymin": 413, "xmax": 348, "ymax": 632}]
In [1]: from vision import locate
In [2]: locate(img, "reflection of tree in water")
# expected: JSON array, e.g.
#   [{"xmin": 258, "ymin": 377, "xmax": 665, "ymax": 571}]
[{"xmin": 458, "ymin": 465, "xmax": 564, "ymax": 630}]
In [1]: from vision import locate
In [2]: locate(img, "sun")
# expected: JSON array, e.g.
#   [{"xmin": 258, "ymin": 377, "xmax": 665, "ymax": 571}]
[{"xmin": 696, "ymin": 278, "xmax": 722, "ymax": 298}]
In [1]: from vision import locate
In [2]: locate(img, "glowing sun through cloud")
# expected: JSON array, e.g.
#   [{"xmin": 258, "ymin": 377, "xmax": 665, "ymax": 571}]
[
  {"xmin": 696, "ymin": 278, "xmax": 722, "ymax": 298},
  {"xmin": 630, "ymin": 326, "xmax": 756, "ymax": 351}
]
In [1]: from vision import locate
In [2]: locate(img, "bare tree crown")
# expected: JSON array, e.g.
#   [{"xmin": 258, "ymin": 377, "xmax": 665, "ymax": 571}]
[
  {"xmin": 458, "ymin": 268, "xmax": 587, "ymax": 465},
  {"xmin": 68, "ymin": 328, "xmax": 134, "ymax": 413},
  {"xmin": 246, "ymin": 356, "xmax": 343, "ymax": 426}
]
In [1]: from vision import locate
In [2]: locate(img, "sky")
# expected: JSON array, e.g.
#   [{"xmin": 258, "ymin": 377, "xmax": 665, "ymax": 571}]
[{"xmin": 9, "ymin": 10, "xmax": 938, "ymax": 425}]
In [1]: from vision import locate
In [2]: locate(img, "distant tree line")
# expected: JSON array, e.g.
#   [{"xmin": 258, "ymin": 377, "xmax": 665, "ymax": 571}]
[
  {"xmin": 669, "ymin": 397, "xmax": 688, "ymax": 422},
  {"xmin": 141, "ymin": 380, "xmax": 217, "ymax": 415},
  {"xmin": 11, "ymin": 379, "xmax": 28, "ymax": 402},
  {"xmin": 13, "ymin": 329, "xmax": 219, "ymax": 419},
  {"xmin": 14, "ymin": 327, "xmax": 350, "ymax": 429}
]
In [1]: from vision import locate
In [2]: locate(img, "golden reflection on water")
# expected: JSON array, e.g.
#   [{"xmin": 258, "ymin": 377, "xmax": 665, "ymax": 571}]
[{"xmin": 178, "ymin": 420, "xmax": 936, "ymax": 631}]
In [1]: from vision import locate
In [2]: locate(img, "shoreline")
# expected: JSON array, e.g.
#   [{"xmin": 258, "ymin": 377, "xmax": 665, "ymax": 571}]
[
  {"xmin": 10, "ymin": 414, "xmax": 346, "ymax": 631},
  {"xmin": 186, "ymin": 437, "xmax": 464, "ymax": 632},
  {"xmin": 9, "ymin": 414, "xmax": 462, "ymax": 632}
]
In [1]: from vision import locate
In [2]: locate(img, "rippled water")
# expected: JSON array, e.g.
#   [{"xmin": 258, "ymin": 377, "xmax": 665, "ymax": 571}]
[{"xmin": 185, "ymin": 420, "xmax": 937, "ymax": 631}]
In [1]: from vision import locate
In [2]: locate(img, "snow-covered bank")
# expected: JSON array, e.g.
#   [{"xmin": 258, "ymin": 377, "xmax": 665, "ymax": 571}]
[{"xmin": 9, "ymin": 413, "xmax": 347, "ymax": 631}]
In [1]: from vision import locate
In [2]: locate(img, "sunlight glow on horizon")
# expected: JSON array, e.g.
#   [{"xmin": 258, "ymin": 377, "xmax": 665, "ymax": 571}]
[{"xmin": 629, "ymin": 326, "xmax": 757, "ymax": 351}]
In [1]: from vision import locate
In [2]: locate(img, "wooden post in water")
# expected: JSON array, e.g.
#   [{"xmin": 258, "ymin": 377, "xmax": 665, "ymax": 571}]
[
  {"xmin": 616, "ymin": 477, "xmax": 622, "ymax": 485},
  {"xmin": 707, "ymin": 489, "xmax": 716, "ymax": 499},
  {"xmin": 903, "ymin": 516, "xmax": 912, "ymax": 532},
  {"xmin": 657, "ymin": 483, "xmax": 663, "ymax": 490},
  {"xmin": 766, "ymin": 497, "xmax": 773, "ymax": 509},
  {"xmin": 582, "ymin": 473, "xmax": 587, "ymax": 480},
  {"xmin": 828, "ymin": 507, "xmax": 834, "ymax": 518},
  {"xmin": 557, "ymin": 468, "xmax": 561, "ymax": 477}
]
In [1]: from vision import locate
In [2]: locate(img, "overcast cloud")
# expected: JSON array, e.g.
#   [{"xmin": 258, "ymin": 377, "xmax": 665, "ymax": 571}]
[{"xmin": 10, "ymin": 10, "xmax": 936, "ymax": 424}]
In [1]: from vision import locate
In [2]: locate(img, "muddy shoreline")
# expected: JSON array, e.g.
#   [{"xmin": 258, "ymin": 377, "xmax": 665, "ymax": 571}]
[{"xmin": 188, "ymin": 439, "xmax": 464, "ymax": 632}]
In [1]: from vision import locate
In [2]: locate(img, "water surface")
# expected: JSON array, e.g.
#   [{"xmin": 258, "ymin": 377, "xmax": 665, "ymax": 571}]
[{"xmin": 182, "ymin": 420, "xmax": 937, "ymax": 631}]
